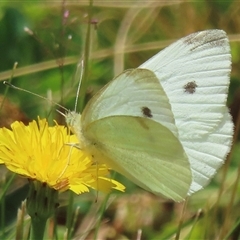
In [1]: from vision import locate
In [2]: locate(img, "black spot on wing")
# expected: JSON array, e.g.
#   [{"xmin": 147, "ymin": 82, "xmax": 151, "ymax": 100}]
[
  {"xmin": 141, "ymin": 106, "xmax": 153, "ymax": 118},
  {"xmin": 184, "ymin": 81, "xmax": 198, "ymax": 94}
]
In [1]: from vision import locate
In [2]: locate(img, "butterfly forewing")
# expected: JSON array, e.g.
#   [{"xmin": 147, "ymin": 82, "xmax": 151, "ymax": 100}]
[
  {"xmin": 82, "ymin": 68, "xmax": 179, "ymax": 138},
  {"xmin": 139, "ymin": 29, "xmax": 233, "ymax": 194},
  {"xmin": 140, "ymin": 29, "xmax": 231, "ymax": 138}
]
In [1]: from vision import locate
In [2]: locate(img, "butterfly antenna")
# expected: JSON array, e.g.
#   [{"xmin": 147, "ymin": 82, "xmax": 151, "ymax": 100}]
[
  {"xmin": 3, "ymin": 81, "xmax": 68, "ymax": 112},
  {"xmin": 74, "ymin": 59, "xmax": 84, "ymax": 112}
]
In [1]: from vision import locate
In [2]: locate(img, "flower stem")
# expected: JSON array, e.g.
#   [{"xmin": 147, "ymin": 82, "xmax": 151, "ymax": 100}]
[
  {"xmin": 27, "ymin": 180, "xmax": 59, "ymax": 240},
  {"xmin": 30, "ymin": 215, "xmax": 47, "ymax": 240}
]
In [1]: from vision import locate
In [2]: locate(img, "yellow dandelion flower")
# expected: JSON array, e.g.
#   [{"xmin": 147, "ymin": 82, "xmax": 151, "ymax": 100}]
[{"xmin": 0, "ymin": 117, "xmax": 125, "ymax": 194}]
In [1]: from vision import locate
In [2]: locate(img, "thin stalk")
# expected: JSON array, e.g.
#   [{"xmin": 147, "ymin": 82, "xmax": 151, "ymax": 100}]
[{"xmin": 78, "ymin": 0, "xmax": 93, "ymax": 112}]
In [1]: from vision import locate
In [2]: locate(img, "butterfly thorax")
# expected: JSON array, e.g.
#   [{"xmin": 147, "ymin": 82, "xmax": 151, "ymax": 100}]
[{"xmin": 65, "ymin": 111, "xmax": 87, "ymax": 148}]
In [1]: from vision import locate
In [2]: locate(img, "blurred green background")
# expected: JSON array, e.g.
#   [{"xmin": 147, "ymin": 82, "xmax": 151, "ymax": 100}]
[{"xmin": 0, "ymin": 1, "xmax": 240, "ymax": 239}]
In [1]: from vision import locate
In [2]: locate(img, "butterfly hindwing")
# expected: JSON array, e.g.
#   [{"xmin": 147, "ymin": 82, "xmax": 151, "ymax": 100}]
[{"xmin": 84, "ymin": 115, "xmax": 191, "ymax": 201}]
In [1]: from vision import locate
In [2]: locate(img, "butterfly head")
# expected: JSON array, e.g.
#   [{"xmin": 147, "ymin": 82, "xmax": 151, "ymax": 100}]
[{"xmin": 65, "ymin": 111, "xmax": 80, "ymax": 126}]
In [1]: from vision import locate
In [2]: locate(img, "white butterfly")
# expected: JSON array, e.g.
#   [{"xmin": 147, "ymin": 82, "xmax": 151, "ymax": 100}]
[{"xmin": 66, "ymin": 29, "xmax": 233, "ymax": 201}]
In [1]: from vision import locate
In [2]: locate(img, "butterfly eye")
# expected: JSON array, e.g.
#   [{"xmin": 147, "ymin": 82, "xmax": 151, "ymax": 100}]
[
  {"xmin": 183, "ymin": 81, "xmax": 198, "ymax": 94},
  {"xmin": 141, "ymin": 106, "xmax": 153, "ymax": 118}
]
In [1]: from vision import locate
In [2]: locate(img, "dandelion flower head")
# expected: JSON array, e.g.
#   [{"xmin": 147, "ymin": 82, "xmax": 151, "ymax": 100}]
[{"xmin": 0, "ymin": 118, "xmax": 125, "ymax": 194}]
